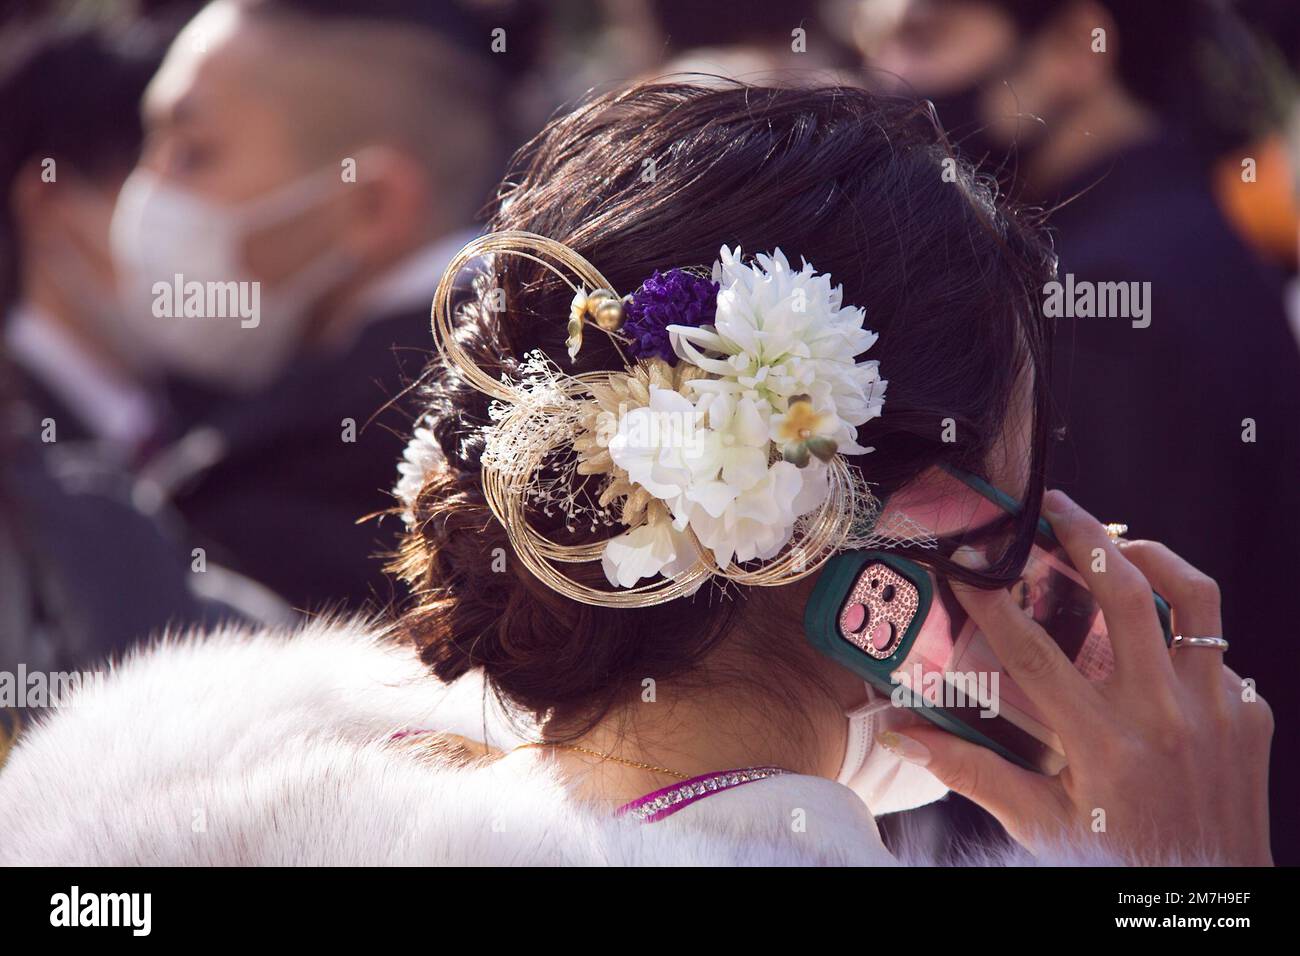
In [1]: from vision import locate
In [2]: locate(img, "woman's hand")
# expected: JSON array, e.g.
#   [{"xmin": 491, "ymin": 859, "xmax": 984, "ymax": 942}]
[{"xmin": 888, "ymin": 489, "xmax": 1274, "ymax": 865}]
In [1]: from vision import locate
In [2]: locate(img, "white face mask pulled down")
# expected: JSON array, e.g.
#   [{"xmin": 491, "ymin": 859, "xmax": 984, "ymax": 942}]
[
  {"xmin": 110, "ymin": 167, "xmax": 358, "ymax": 392},
  {"xmin": 836, "ymin": 682, "xmax": 949, "ymax": 816}
]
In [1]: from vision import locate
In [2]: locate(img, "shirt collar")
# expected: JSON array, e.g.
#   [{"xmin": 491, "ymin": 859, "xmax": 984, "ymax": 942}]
[
  {"xmin": 5, "ymin": 302, "xmax": 157, "ymax": 454},
  {"xmin": 354, "ymin": 229, "xmax": 479, "ymax": 321}
]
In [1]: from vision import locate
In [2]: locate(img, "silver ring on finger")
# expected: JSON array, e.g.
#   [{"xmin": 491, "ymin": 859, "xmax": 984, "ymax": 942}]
[{"xmin": 1171, "ymin": 634, "xmax": 1229, "ymax": 653}]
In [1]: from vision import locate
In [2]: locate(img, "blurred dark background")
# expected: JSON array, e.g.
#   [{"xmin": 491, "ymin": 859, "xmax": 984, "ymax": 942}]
[{"xmin": 1, "ymin": 0, "xmax": 1297, "ymax": 862}]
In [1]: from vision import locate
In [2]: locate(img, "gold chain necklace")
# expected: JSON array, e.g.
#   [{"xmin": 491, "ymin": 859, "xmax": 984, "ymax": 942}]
[{"xmin": 514, "ymin": 742, "xmax": 692, "ymax": 780}]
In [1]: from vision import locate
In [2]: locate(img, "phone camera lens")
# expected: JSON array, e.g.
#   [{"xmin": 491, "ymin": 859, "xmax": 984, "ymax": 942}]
[
  {"xmin": 881, "ymin": 584, "xmax": 896, "ymax": 603},
  {"xmin": 842, "ymin": 602, "xmax": 869, "ymax": 634},
  {"xmin": 870, "ymin": 620, "xmax": 897, "ymax": 652}
]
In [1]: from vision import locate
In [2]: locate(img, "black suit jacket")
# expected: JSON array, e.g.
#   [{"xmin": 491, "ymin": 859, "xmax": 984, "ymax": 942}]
[{"xmin": 151, "ymin": 307, "xmax": 433, "ymax": 612}]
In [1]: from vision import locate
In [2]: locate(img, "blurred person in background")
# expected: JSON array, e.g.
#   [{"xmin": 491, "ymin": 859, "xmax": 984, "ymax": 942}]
[
  {"xmin": 0, "ymin": 22, "xmax": 165, "ymax": 464},
  {"xmin": 1211, "ymin": 0, "xmax": 1300, "ymax": 273},
  {"xmin": 114, "ymin": 0, "xmax": 509, "ymax": 611},
  {"xmin": 863, "ymin": 0, "xmax": 1300, "ymax": 862},
  {"xmin": 861, "ymin": 0, "xmax": 1300, "ymax": 270},
  {"xmin": 642, "ymin": 0, "xmax": 860, "ymax": 83},
  {"xmin": 0, "ymin": 17, "xmax": 287, "ymax": 702},
  {"xmin": 531, "ymin": 1, "xmax": 863, "ymax": 122}
]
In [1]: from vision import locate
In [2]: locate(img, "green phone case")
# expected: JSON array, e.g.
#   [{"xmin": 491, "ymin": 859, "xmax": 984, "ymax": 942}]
[
  {"xmin": 804, "ymin": 550, "xmax": 1045, "ymax": 769},
  {"xmin": 803, "ymin": 470, "xmax": 1174, "ymax": 772}
]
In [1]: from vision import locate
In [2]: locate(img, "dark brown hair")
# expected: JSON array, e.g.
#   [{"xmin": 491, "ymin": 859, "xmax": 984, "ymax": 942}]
[{"xmin": 392, "ymin": 80, "xmax": 1057, "ymax": 733}]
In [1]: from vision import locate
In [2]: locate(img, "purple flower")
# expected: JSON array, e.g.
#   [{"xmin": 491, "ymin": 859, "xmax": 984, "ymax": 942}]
[{"xmin": 624, "ymin": 269, "xmax": 719, "ymax": 363}]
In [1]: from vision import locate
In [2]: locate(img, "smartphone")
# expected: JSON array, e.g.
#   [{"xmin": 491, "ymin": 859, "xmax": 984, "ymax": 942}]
[{"xmin": 805, "ymin": 467, "xmax": 1173, "ymax": 773}]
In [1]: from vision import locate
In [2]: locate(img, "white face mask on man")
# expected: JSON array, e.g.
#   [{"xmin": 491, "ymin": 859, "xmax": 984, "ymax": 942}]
[{"xmin": 109, "ymin": 165, "xmax": 358, "ymax": 392}]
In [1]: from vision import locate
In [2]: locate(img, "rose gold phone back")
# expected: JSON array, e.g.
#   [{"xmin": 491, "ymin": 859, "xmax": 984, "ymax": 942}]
[{"xmin": 836, "ymin": 562, "xmax": 921, "ymax": 659}]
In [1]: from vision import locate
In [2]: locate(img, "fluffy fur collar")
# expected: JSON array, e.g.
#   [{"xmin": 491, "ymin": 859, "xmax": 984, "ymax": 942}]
[{"xmin": 0, "ymin": 618, "xmax": 1150, "ymax": 866}]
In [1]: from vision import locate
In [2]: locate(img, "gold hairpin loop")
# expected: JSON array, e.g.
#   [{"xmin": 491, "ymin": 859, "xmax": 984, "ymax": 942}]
[
  {"xmin": 432, "ymin": 231, "xmax": 714, "ymax": 606},
  {"xmin": 431, "ymin": 230, "xmax": 632, "ymax": 401}
]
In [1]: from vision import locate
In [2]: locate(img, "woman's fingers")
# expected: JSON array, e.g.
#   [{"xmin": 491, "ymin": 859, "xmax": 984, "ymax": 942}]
[
  {"xmin": 949, "ymin": 561, "xmax": 1100, "ymax": 731},
  {"xmin": 883, "ymin": 725, "xmax": 1065, "ymax": 843},
  {"xmin": 1117, "ymin": 539, "xmax": 1225, "ymax": 692},
  {"xmin": 1042, "ymin": 490, "xmax": 1174, "ymax": 682}
]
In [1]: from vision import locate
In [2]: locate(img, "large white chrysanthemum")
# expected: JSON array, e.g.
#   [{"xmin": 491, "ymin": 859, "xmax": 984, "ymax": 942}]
[{"xmin": 669, "ymin": 246, "xmax": 886, "ymax": 455}]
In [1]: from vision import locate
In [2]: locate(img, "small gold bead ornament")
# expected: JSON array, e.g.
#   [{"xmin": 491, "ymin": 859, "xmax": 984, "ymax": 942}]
[{"xmin": 566, "ymin": 288, "xmax": 626, "ymax": 360}]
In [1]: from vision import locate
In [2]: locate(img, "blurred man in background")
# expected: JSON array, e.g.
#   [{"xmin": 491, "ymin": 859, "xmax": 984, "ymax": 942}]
[
  {"xmin": 116, "ymin": 0, "xmax": 505, "ymax": 610},
  {"xmin": 0, "ymin": 18, "xmax": 286, "ymax": 714}
]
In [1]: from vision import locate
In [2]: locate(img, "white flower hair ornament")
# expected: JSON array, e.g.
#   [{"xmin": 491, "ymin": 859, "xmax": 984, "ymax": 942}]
[{"xmin": 398, "ymin": 231, "xmax": 908, "ymax": 608}]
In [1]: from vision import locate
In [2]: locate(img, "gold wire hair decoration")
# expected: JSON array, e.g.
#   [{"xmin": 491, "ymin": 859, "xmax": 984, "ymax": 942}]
[
  {"xmin": 427, "ymin": 231, "xmax": 926, "ymax": 608},
  {"xmin": 431, "ymin": 232, "xmax": 629, "ymax": 401}
]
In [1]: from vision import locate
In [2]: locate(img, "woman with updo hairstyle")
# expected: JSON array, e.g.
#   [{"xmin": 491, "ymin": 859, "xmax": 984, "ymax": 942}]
[{"xmin": 0, "ymin": 81, "xmax": 1273, "ymax": 866}]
